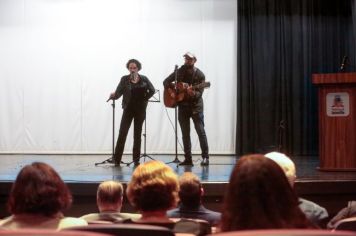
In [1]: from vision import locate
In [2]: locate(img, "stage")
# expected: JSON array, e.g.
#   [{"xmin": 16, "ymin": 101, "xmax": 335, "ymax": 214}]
[{"xmin": 0, "ymin": 154, "xmax": 355, "ymax": 223}]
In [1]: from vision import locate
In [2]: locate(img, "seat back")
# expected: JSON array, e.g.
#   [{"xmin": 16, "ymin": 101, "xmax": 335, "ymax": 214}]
[
  {"xmin": 211, "ymin": 229, "xmax": 356, "ymax": 236},
  {"xmin": 173, "ymin": 219, "xmax": 211, "ymax": 236},
  {"xmin": 64, "ymin": 223, "xmax": 175, "ymax": 236},
  {"xmin": 0, "ymin": 229, "xmax": 110, "ymax": 236},
  {"xmin": 334, "ymin": 216, "xmax": 356, "ymax": 231}
]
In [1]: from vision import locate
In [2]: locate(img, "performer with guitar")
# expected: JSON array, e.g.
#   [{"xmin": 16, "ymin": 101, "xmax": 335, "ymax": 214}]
[
  {"xmin": 108, "ymin": 59, "xmax": 155, "ymax": 166},
  {"xmin": 163, "ymin": 52, "xmax": 210, "ymax": 166}
]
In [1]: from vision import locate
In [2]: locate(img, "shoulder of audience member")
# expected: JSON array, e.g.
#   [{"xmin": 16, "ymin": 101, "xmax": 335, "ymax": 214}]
[
  {"xmin": 0, "ymin": 215, "xmax": 13, "ymax": 227},
  {"xmin": 299, "ymin": 198, "xmax": 328, "ymax": 218},
  {"xmin": 118, "ymin": 212, "xmax": 141, "ymax": 220},
  {"xmin": 80, "ymin": 213, "xmax": 99, "ymax": 221},
  {"xmin": 58, "ymin": 217, "xmax": 88, "ymax": 229},
  {"xmin": 327, "ymin": 200, "xmax": 356, "ymax": 229},
  {"xmin": 347, "ymin": 201, "xmax": 356, "ymax": 214},
  {"xmin": 167, "ymin": 208, "xmax": 179, "ymax": 215}
]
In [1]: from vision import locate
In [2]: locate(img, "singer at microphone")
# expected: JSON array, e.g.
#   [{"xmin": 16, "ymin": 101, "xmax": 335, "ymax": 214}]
[
  {"xmin": 107, "ymin": 59, "xmax": 156, "ymax": 166},
  {"xmin": 162, "ymin": 52, "xmax": 210, "ymax": 166}
]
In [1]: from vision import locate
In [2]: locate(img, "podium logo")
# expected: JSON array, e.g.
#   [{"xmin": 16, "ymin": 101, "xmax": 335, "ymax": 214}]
[{"xmin": 326, "ymin": 92, "xmax": 349, "ymax": 117}]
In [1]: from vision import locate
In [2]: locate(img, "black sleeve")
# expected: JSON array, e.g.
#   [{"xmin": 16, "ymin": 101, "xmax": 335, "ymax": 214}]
[
  {"xmin": 144, "ymin": 76, "xmax": 156, "ymax": 100},
  {"xmin": 163, "ymin": 72, "xmax": 176, "ymax": 88},
  {"xmin": 114, "ymin": 76, "xmax": 127, "ymax": 99},
  {"xmin": 193, "ymin": 69, "xmax": 206, "ymax": 100}
]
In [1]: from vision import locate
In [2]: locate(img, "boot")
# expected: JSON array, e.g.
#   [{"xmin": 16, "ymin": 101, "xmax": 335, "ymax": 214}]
[
  {"xmin": 200, "ymin": 157, "xmax": 209, "ymax": 166},
  {"xmin": 179, "ymin": 158, "xmax": 194, "ymax": 166}
]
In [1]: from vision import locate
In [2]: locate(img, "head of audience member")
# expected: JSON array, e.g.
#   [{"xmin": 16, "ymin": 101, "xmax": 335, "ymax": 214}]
[
  {"xmin": 7, "ymin": 162, "xmax": 72, "ymax": 217},
  {"xmin": 221, "ymin": 154, "xmax": 313, "ymax": 231},
  {"xmin": 96, "ymin": 180, "xmax": 123, "ymax": 213},
  {"xmin": 126, "ymin": 160, "xmax": 179, "ymax": 218},
  {"xmin": 178, "ymin": 172, "xmax": 203, "ymax": 208},
  {"xmin": 265, "ymin": 151, "xmax": 296, "ymax": 187},
  {"xmin": 265, "ymin": 151, "xmax": 329, "ymax": 227}
]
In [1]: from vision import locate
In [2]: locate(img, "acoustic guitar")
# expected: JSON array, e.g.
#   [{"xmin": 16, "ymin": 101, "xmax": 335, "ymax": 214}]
[{"xmin": 164, "ymin": 81, "xmax": 211, "ymax": 108}]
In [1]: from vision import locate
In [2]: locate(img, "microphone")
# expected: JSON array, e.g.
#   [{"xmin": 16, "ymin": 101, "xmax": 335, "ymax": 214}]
[
  {"xmin": 173, "ymin": 65, "xmax": 178, "ymax": 73},
  {"xmin": 340, "ymin": 55, "xmax": 348, "ymax": 71},
  {"xmin": 130, "ymin": 71, "xmax": 137, "ymax": 81}
]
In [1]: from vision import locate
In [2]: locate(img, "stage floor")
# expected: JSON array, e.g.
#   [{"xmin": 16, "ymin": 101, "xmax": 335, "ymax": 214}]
[
  {"xmin": 0, "ymin": 154, "xmax": 237, "ymax": 183},
  {"xmin": 0, "ymin": 154, "xmax": 356, "ymax": 183}
]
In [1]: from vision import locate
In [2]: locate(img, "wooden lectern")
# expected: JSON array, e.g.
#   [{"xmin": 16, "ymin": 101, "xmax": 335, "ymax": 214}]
[{"xmin": 312, "ymin": 72, "xmax": 356, "ymax": 171}]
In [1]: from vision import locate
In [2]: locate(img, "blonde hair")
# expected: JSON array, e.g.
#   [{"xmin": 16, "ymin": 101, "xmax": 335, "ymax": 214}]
[
  {"xmin": 265, "ymin": 152, "xmax": 296, "ymax": 186},
  {"xmin": 97, "ymin": 180, "xmax": 123, "ymax": 205},
  {"xmin": 126, "ymin": 161, "xmax": 179, "ymax": 211}
]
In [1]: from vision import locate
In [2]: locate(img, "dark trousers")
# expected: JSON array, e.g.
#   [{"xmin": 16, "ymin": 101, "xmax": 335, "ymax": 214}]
[
  {"xmin": 113, "ymin": 105, "xmax": 146, "ymax": 163},
  {"xmin": 178, "ymin": 106, "xmax": 209, "ymax": 160}
]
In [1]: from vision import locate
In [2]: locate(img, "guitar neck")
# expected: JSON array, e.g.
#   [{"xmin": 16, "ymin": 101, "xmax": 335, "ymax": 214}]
[{"xmin": 192, "ymin": 82, "xmax": 210, "ymax": 89}]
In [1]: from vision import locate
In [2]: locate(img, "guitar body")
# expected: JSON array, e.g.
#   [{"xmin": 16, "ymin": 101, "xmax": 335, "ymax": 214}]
[
  {"xmin": 163, "ymin": 87, "xmax": 185, "ymax": 108},
  {"xmin": 164, "ymin": 81, "xmax": 211, "ymax": 108}
]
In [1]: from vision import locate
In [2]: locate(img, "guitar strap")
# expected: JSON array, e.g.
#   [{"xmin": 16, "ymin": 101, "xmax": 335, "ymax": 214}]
[{"xmin": 191, "ymin": 67, "xmax": 197, "ymax": 85}]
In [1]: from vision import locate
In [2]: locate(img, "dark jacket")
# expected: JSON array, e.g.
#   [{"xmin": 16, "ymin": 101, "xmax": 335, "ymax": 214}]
[
  {"xmin": 163, "ymin": 65, "xmax": 206, "ymax": 113},
  {"xmin": 114, "ymin": 74, "xmax": 155, "ymax": 109},
  {"xmin": 167, "ymin": 204, "xmax": 221, "ymax": 226}
]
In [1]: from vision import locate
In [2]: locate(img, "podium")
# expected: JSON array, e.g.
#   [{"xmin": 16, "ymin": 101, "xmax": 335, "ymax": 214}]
[{"xmin": 312, "ymin": 72, "xmax": 356, "ymax": 171}]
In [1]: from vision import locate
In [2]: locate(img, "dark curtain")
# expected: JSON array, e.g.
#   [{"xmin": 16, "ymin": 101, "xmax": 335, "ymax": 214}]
[{"xmin": 237, "ymin": 0, "xmax": 355, "ymax": 157}]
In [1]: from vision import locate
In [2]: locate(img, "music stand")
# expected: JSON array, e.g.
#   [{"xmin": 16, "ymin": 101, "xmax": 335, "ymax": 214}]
[{"xmin": 126, "ymin": 90, "xmax": 161, "ymax": 166}]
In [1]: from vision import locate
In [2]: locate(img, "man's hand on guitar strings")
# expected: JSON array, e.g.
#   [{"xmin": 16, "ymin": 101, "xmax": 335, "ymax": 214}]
[{"xmin": 186, "ymin": 86, "xmax": 195, "ymax": 97}]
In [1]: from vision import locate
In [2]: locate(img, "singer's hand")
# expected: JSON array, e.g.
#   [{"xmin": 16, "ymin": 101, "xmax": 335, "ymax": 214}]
[{"xmin": 107, "ymin": 92, "xmax": 115, "ymax": 102}]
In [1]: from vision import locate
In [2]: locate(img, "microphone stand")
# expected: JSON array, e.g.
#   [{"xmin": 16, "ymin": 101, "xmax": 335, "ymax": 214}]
[
  {"xmin": 167, "ymin": 65, "xmax": 181, "ymax": 164},
  {"xmin": 278, "ymin": 120, "xmax": 285, "ymax": 152},
  {"xmin": 340, "ymin": 55, "xmax": 348, "ymax": 71},
  {"xmin": 338, "ymin": 55, "xmax": 356, "ymax": 71},
  {"xmin": 95, "ymin": 99, "xmax": 116, "ymax": 166}
]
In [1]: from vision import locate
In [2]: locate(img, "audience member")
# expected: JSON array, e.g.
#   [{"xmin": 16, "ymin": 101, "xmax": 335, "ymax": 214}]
[
  {"xmin": 220, "ymin": 154, "xmax": 315, "ymax": 231},
  {"xmin": 167, "ymin": 172, "xmax": 221, "ymax": 226},
  {"xmin": 126, "ymin": 160, "xmax": 211, "ymax": 235},
  {"xmin": 327, "ymin": 201, "xmax": 356, "ymax": 229},
  {"xmin": 265, "ymin": 151, "xmax": 329, "ymax": 227},
  {"xmin": 0, "ymin": 162, "xmax": 87, "ymax": 229},
  {"xmin": 80, "ymin": 180, "xmax": 140, "ymax": 223},
  {"xmin": 125, "ymin": 160, "xmax": 179, "ymax": 227}
]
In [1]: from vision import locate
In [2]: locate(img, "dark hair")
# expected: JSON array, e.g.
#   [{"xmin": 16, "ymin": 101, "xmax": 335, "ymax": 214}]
[
  {"xmin": 126, "ymin": 59, "xmax": 142, "ymax": 71},
  {"xmin": 178, "ymin": 172, "xmax": 201, "ymax": 208},
  {"xmin": 7, "ymin": 162, "xmax": 72, "ymax": 217},
  {"xmin": 221, "ymin": 154, "xmax": 314, "ymax": 231}
]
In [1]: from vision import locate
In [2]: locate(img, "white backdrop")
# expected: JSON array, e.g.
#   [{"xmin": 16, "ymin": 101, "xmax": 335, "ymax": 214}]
[{"xmin": 0, "ymin": 0, "xmax": 237, "ymax": 154}]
